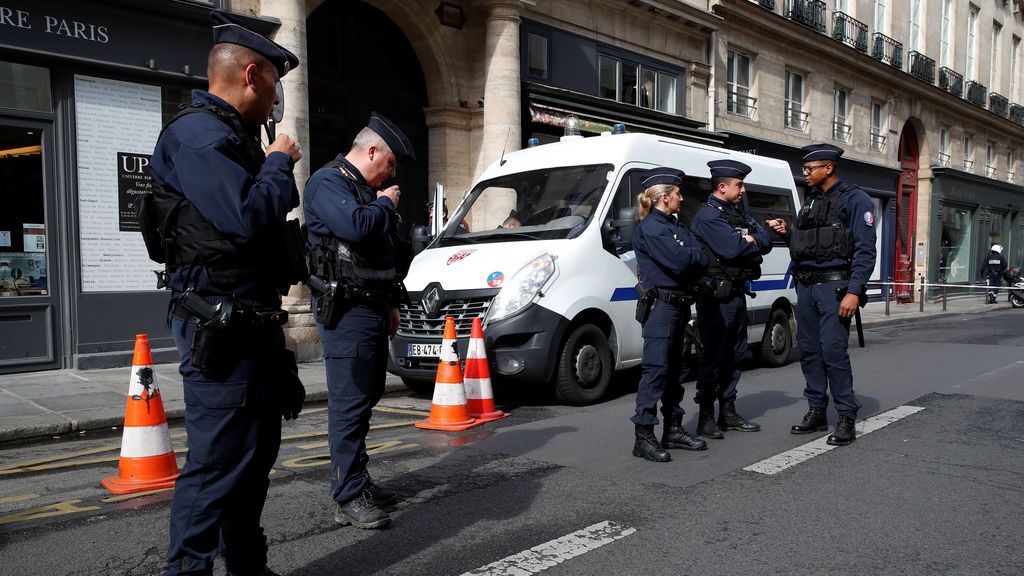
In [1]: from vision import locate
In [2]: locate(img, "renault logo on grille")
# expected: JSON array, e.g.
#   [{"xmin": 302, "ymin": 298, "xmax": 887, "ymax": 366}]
[{"xmin": 421, "ymin": 284, "xmax": 443, "ymax": 318}]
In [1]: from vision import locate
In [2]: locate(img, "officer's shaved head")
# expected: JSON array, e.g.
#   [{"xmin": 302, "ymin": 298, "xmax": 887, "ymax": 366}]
[{"xmin": 208, "ymin": 43, "xmax": 271, "ymax": 82}]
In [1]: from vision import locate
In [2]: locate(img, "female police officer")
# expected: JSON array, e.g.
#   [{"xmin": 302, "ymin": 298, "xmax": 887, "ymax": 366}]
[{"xmin": 631, "ymin": 168, "xmax": 709, "ymax": 462}]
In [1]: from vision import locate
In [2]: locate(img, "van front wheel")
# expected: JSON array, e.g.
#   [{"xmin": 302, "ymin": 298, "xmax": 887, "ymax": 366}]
[
  {"xmin": 759, "ymin": 308, "xmax": 793, "ymax": 367},
  {"xmin": 554, "ymin": 324, "xmax": 612, "ymax": 406}
]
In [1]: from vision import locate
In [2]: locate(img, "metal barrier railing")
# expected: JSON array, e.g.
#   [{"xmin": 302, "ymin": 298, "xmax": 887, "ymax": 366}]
[{"xmin": 866, "ymin": 275, "xmax": 1014, "ymax": 316}]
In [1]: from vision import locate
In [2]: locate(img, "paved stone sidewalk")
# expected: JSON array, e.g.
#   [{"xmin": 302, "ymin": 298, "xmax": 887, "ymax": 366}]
[{"xmin": 0, "ymin": 293, "xmax": 1013, "ymax": 443}]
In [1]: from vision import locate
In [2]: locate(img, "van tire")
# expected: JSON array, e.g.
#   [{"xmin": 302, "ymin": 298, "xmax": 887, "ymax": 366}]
[
  {"xmin": 401, "ymin": 377, "xmax": 434, "ymax": 396},
  {"xmin": 554, "ymin": 324, "xmax": 613, "ymax": 406},
  {"xmin": 759, "ymin": 308, "xmax": 793, "ymax": 367}
]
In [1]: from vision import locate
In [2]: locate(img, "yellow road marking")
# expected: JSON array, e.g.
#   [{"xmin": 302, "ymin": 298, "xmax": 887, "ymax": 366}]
[
  {"xmin": 281, "ymin": 441, "xmax": 416, "ymax": 468},
  {"xmin": 373, "ymin": 406, "xmax": 430, "ymax": 417},
  {"xmin": 0, "ymin": 493, "xmax": 39, "ymax": 505},
  {"xmin": 295, "ymin": 421, "xmax": 419, "ymax": 450},
  {"xmin": 101, "ymin": 487, "xmax": 174, "ymax": 503},
  {"xmin": 0, "ymin": 499, "xmax": 101, "ymax": 526}
]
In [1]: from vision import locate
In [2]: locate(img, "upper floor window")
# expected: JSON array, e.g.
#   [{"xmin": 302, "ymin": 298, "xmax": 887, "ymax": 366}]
[
  {"xmin": 727, "ymin": 50, "xmax": 754, "ymax": 118},
  {"xmin": 986, "ymin": 142, "xmax": 996, "ymax": 178},
  {"xmin": 940, "ymin": 0, "xmax": 953, "ymax": 68},
  {"xmin": 1012, "ymin": 37, "xmax": 1021, "ymax": 102},
  {"xmin": 835, "ymin": 0, "xmax": 850, "ymax": 14},
  {"xmin": 784, "ymin": 70, "xmax": 807, "ymax": 131},
  {"xmin": 908, "ymin": 0, "xmax": 922, "ymax": 54},
  {"xmin": 526, "ymin": 33, "xmax": 549, "ymax": 79},
  {"xmin": 963, "ymin": 134, "xmax": 974, "ymax": 172},
  {"xmin": 874, "ymin": 0, "xmax": 887, "ymax": 36},
  {"xmin": 991, "ymin": 23, "xmax": 1002, "ymax": 92},
  {"xmin": 966, "ymin": 5, "xmax": 979, "ymax": 82},
  {"xmin": 939, "ymin": 127, "xmax": 950, "ymax": 166},
  {"xmin": 870, "ymin": 101, "xmax": 886, "ymax": 152},
  {"xmin": 1007, "ymin": 150, "xmax": 1016, "ymax": 183},
  {"xmin": 598, "ymin": 55, "xmax": 677, "ymax": 114},
  {"xmin": 833, "ymin": 85, "xmax": 850, "ymax": 142}
]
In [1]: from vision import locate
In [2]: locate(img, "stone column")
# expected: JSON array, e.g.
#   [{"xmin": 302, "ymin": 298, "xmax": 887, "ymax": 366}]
[
  {"xmin": 424, "ymin": 105, "xmax": 476, "ymax": 216},
  {"xmin": 474, "ymin": 0, "xmax": 522, "ymax": 180},
  {"xmin": 261, "ymin": 0, "xmax": 319, "ymax": 360}
]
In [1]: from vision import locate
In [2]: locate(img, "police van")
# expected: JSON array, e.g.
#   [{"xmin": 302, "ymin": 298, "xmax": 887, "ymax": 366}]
[{"xmin": 388, "ymin": 131, "xmax": 801, "ymax": 405}]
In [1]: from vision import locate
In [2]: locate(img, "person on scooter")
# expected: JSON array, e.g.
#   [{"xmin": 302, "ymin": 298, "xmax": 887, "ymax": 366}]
[{"xmin": 981, "ymin": 244, "xmax": 1007, "ymax": 304}]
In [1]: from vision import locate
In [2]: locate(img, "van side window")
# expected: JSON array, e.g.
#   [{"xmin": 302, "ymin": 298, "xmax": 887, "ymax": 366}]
[
  {"xmin": 744, "ymin": 185, "xmax": 794, "ymax": 246},
  {"xmin": 604, "ymin": 168, "xmax": 646, "ymax": 255},
  {"xmin": 677, "ymin": 176, "xmax": 711, "ymax": 227}
]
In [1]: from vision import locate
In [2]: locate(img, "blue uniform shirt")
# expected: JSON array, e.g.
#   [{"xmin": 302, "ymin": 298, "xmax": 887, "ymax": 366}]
[
  {"xmin": 691, "ymin": 195, "xmax": 774, "ymax": 262},
  {"xmin": 633, "ymin": 209, "xmax": 709, "ymax": 291},
  {"xmin": 791, "ymin": 178, "xmax": 877, "ymax": 295},
  {"xmin": 148, "ymin": 90, "xmax": 297, "ymax": 302},
  {"xmin": 303, "ymin": 155, "xmax": 396, "ymax": 248}
]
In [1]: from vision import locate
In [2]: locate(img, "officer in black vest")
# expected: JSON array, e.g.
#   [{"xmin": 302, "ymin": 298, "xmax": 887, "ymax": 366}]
[
  {"xmin": 631, "ymin": 168, "xmax": 709, "ymax": 462},
  {"xmin": 774, "ymin": 144, "xmax": 876, "ymax": 446},
  {"xmin": 147, "ymin": 11, "xmax": 303, "ymax": 576},
  {"xmin": 691, "ymin": 160, "xmax": 774, "ymax": 440},
  {"xmin": 303, "ymin": 113, "xmax": 413, "ymax": 528},
  {"xmin": 981, "ymin": 244, "xmax": 1007, "ymax": 304}
]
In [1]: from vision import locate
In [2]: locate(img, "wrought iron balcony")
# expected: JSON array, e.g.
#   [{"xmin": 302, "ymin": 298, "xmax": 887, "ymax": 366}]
[
  {"xmin": 966, "ymin": 81, "xmax": 987, "ymax": 107},
  {"xmin": 784, "ymin": 101, "xmax": 809, "ymax": 131},
  {"xmin": 1010, "ymin": 104, "xmax": 1024, "ymax": 126},
  {"xmin": 870, "ymin": 131, "xmax": 886, "ymax": 153},
  {"xmin": 752, "ymin": 0, "xmax": 776, "ymax": 9},
  {"xmin": 939, "ymin": 67, "xmax": 964, "ymax": 97},
  {"xmin": 936, "ymin": 152, "xmax": 951, "ymax": 167},
  {"xmin": 727, "ymin": 89, "xmax": 757, "ymax": 119},
  {"xmin": 989, "ymin": 93, "xmax": 1009, "ymax": 117},
  {"xmin": 832, "ymin": 11, "xmax": 868, "ymax": 52},
  {"xmin": 832, "ymin": 116, "xmax": 851, "ymax": 142},
  {"xmin": 871, "ymin": 33, "xmax": 903, "ymax": 68},
  {"xmin": 908, "ymin": 51, "xmax": 936, "ymax": 84},
  {"xmin": 786, "ymin": 0, "xmax": 826, "ymax": 33}
]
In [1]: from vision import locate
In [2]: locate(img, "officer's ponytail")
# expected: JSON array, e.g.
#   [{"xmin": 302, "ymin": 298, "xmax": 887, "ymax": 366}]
[{"xmin": 636, "ymin": 184, "xmax": 675, "ymax": 221}]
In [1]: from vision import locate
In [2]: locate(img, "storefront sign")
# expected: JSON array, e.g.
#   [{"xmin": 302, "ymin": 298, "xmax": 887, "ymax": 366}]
[
  {"xmin": 0, "ymin": 6, "xmax": 109, "ymax": 43},
  {"xmin": 945, "ymin": 186, "xmax": 976, "ymax": 203}
]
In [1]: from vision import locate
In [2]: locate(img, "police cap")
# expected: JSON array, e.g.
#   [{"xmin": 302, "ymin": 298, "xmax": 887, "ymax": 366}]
[
  {"xmin": 708, "ymin": 159, "xmax": 751, "ymax": 179},
  {"xmin": 801, "ymin": 143, "xmax": 844, "ymax": 163},
  {"xmin": 639, "ymin": 167, "xmax": 685, "ymax": 188},
  {"xmin": 368, "ymin": 112, "xmax": 416, "ymax": 163},
  {"xmin": 211, "ymin": 10, "xmax": 300, "ymax": 78}
]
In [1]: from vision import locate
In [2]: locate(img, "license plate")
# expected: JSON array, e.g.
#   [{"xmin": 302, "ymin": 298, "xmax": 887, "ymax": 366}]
[{"xmin": 407, "ymin": 343, "xmax": 442, "ymax": 358}]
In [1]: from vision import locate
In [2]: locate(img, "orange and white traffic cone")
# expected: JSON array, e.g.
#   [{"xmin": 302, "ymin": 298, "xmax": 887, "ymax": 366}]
[
  {"xmin": 464, "ymin": 317, "xmax": 509, "ymax": 422},
  {"xmin": 416, "ymin": 316, "xmax": 481, "ymax": 431},
  {"xmin": 102, "ymin": 334, "xmax": 180, "ymax": 494}
]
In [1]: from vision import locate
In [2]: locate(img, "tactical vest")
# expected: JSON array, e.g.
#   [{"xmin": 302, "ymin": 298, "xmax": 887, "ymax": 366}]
[
  {"xmin": 789, "ymin": 183, "xmax": 853, "ymax": 263},
  {"xmin": 138, "ymin": 104, "xmax": 305, "ymax": 291},
  {"xmin": 700, "ymin": 203, "xmax": 763, "ymax": 282}
]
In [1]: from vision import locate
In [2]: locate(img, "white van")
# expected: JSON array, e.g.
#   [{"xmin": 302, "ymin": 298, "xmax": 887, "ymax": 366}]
[{"xmin": 388, "ymin": 132, "xmax": 801, "ymax": 405}]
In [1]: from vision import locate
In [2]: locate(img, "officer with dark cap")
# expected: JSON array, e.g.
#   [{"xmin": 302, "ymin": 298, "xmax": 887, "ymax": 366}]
[
  {"xmin": 770, "ymin": 143, "xmax": 876, "ymax": 446},
  {"xmin": 304, "ymin": 112, "xmax": 415, "ymax": 527},
  {"xmin": 146, "ymin": 10, "xmax": 303, "ymax": 576},
  {"xmin": 631, "ymin": 167, "xmax": 709, "ymax": 462},
  {"xmin": 691, "ymin": 159, "xmax": 775, "ymax": 440}
]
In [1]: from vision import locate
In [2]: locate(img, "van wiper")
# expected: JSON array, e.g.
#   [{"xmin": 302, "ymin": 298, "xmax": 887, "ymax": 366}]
[{"xmin": 484, "ymin": 230, "xmax": 546, "ymax": 241}]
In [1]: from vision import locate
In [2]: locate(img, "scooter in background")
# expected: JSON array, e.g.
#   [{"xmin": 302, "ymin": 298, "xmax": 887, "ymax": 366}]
[{"xmin": 1003, "ymin": 268, "xmax": 1024, "ymax": 308}]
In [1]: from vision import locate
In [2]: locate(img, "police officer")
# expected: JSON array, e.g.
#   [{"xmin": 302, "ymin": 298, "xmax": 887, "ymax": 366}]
[
  {"xmin": 632, "ymin": 168, "xmax": 709, "ymax": 462},
  {"xmin": 773, "ymin": 144, "xmax": 876, "ymax": 447},
  {"xmin": 981, "ymin": 244, "xmax": 1007, "ymax": 304},
  {"xmin": 147, "ymin": 11, "xmax": 303, "ymax": 576},
  {"xmin": 691, "ymin": 160, "xmax": 773, "ymax": 440},
  {"xmin": 303, "ymin": 113, "xmax": 414, "ymax": 528}
]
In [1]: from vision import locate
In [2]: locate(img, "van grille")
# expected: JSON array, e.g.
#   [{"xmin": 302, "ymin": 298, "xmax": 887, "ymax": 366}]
[{"xmin": 398, "ymin": 296, "xmax": 494, "ymax": 338}]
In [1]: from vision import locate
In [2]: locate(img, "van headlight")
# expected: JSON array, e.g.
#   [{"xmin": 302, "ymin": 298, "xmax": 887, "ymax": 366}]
[{"xmin": 485, "ymin": 252, "xmax": 558, "ymax": 324}]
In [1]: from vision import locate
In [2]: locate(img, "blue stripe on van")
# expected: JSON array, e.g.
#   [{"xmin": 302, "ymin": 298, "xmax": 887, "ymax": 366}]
[
  {"xmin": 750, "ymin": 261, "xmax": 795, "ymax": 292},
  {"xmin": 611, "ymin": 287, "xmax": 638, "ymax": 301}
]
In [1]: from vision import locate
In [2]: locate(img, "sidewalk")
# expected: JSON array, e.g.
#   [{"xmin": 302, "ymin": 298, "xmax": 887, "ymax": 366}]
[{"xmin": 0, "ymin": 294, "xmax": 1012, "ymax": 443}]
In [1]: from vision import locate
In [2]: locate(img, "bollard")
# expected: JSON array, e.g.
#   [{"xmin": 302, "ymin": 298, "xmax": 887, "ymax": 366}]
[
  {"xmin": 885, "ymin": 276, "xmax": 892, "ymax": 316},
  {"xmin": 919, "ymin": 275, "xmax": 925, "ymax": 312},
  {"xmin": 942, "ymin": 277, "xmax": 947, "ymax": 312}
]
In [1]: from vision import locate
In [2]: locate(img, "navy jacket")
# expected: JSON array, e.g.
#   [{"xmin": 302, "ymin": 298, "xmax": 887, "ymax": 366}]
[
  {"xmin": 691, "ymin": 195, "xmax": 774, "ymax": 265},
  {"xmin": 633, "ymin": 209, "xmax": 708, "ymax": 292}
]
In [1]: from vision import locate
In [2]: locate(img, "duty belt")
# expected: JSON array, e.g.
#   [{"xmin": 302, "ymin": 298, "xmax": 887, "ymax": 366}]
[
  {"xmin": 655, "ymin": 288, "xmax": 696, "ymax": 306},
  {"xmin": 172, "ymin": 297, "xmax": 288, "ymax": 327},
  {"xmin": 792, "ymin": 268, "xmax": 850, "ymax": 284}
]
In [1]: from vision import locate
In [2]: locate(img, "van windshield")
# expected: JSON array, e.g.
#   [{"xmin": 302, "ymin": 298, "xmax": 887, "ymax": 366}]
[{"xmin": 438, "ymin": 164, "xmax": 614, "ymax": 246}]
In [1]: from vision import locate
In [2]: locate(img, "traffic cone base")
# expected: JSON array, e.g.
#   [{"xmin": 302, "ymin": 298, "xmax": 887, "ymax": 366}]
[
  {"xmin": 102, "ymin": 452, "xmax": 179, "ymax": 494},
  {"xmin": 416, "ymin": 316, "xmax": 483, "ymax": 431}
]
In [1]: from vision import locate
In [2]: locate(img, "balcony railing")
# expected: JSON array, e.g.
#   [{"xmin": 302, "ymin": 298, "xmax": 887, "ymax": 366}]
[
  {"xmin": 752, "ymin": 0, "xmax": 776, "ymax": 9},
  {"xmin": 870, "ymin": 132, "xmax": 886, "ymax": 152},
  {"xmin": 784, "ymin": 102, "xmax": 809, "ymax": 130},
  {"xmin": 832, "ymin": 11, "xmax": 868, "ymax": 52},
  {"xmin": 1010, "ymin": 104, "xmax": 1024, "ymax": 125},
  {"xmin": 939, "ymin": 67, "xmax": 964, "ymax": 97},
  {"xmin": 937, "ymin": 152, "xmax": 951, "ymax": 167},
  {"xmin": 986, "ymin": 165, "xmax": 997, "ymax": 178},
  {"xmin": 966, "ymin": 81, "xmax": 987, "ymax": 107},
  {"xmin": 908, "ymin": 51, "xmax": 936, "ymax": 84},
  {"xmin": 963, "ymin": 159, "xmax": 974, "ymax": 172},
  {"xmin": 989, "ymin": 93, "xmax": 1009, "ymax": 117},
  {"xmin": 727, "ymin": 89, "xmax": 757, "ymax": 118},
  {"xmin": 786, "ymin": 0, "xmax": 826, "ymax": 33},
  {"xmin": 832, "ymin": 116, "xmax": 851, "ymax": 142},
  {"xmin": 1009, "ymin": 172, "xmax": 1016, "ymax": 184},
  {"xmin": 871, "ymin": 33, "xmax": 903, "ymax": 68}
]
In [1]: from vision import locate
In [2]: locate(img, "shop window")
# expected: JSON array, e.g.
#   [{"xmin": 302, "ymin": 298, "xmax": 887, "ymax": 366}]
[
  {"xmin": 0, "ymin": 61, "xmax": 51, "ymax": 113},
  {"xmin": 0, "ymin": 125, "xmax": 46, "ymax": 297},
  {"xmin": 938, "ymin": 205, "xmax": 972, "ymax": 283},
  {"xmin": 527, "ymin": 33, "xmax": 549, "ymax": 79},
  {"xmin": 598, "ymin": 54, "xmax": 679, "ymax": 114}
]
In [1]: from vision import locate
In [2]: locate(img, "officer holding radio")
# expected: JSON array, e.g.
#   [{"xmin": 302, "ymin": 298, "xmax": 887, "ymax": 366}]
[
  {"xmin": 631, "ymin": 167, "xmax": 709, "ymax": 462},
  {"xmin": 773, "ymin": 143, "xmax": 876, "ymax": 447},
  {"xmin": 690, "ymin": 159, "xmax": 774, "ymax": 440},
  {"xmin": 144, "ymin": 11, "xmax": 304, "ymax": 576},
  {"xmin": 304, "ymin": 113, "xmax": 414, "ymax": 529}
]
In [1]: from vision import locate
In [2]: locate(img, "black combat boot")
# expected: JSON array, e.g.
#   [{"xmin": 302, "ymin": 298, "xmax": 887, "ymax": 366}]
[
  {"xmin": 717, "ymin": 399, "xmax": 761, "ymax": 432},
  {"xmin": 827, "ymin": 415, "xmax": 857, "ymax": 446},
  {"xmin": 633, "ymin": 424, "xmax": 671, "ymax": 462},
  {"xmin": 363, "ymin": 470, "xmax": 398, "ymax": 506},
  {"xmin": 662, "ymin": 416, "xmax": 708, "ymax": 451},
  {"xmin": 791, "ymin": 406, "xmax": 828, "ymax": 434},
  {"xmin": 334, "ymin": 491, "xmax": 391, "ymax": 529},
  {"xmin": 697, "ymin": 404, "xmax": 724, "ymax": 439}
]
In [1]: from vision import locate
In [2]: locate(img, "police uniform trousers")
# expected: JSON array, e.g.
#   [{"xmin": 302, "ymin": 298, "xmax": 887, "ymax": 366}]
[
  {"xmin": 632, "ymin": 300, "xmax": 689, "ymax": 425},
  {"xmin": 987, "ymin": 275, "xmax": 1002, "ymax": 296},
  {"xmin": 794, "ymin": 280, "xmax": 861, "ymax": 418},
  {"xmin": 694, "ymin": 291, "xmax": 747, "ymax": 406},
  {"xmin": 322, "ymin": 301, "xmax": 390, "ymax": 505},
  {"xmin": 166, "ymin": 318, "xmax": 284, "ymax": 576}
]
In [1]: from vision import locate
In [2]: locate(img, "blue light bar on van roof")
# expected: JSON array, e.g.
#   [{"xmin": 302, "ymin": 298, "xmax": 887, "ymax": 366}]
[
  {"xmin": 612, "ymin": 123, "xmax": 627, "ymax": 134},
  {"xmin": 527, "ymin": 137, "xmax": 540, "ymax": 147}
]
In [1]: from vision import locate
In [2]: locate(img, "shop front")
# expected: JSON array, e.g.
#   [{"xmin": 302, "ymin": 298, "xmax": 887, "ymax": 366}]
[{"xmin": 0, "ymin": 0, "xmax": 278, "ymax": 373}]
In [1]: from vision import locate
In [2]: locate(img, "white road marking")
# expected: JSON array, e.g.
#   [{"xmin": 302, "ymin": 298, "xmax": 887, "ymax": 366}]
[
  {"xmin": 460, "ymin": 520, "xmax": 636, "ymax": 576},
  {"xmin": 744, "ymin": 405, "xmax": 926, "ymax": 475}
]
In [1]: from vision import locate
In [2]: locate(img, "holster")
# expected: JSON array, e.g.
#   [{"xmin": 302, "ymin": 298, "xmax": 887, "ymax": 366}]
[{"xmin": 635, "ymin": 284, "xmax": 655, "ymax": 324}]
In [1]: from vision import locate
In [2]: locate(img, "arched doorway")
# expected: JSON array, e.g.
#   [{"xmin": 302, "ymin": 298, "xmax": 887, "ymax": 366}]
[
  {"xmin": 306, "ymin": 1, "xmax": 429, "ymax": 226},
  {"xmin": 895, "ymin": 122, "xmax": 919, "ymax": 302}
]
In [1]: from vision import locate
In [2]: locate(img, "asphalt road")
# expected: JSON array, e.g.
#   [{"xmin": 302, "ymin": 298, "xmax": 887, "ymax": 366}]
[{"xmin": 1, "ymin": 312, "xmax": 1022, "ymax": 575}]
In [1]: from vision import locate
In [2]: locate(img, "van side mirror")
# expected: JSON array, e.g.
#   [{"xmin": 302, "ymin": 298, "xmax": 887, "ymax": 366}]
[
  {"xmin": 604, "ymin": 207, "xmax": 636, "ymax": 254},
  {"xmin": 411, "ymin": 224, "xmax": 431, "ymax": 255}
]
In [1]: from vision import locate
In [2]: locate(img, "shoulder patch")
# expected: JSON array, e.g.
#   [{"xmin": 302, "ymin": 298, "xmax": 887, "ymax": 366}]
[{"xmin": 863, "ymin": 211, "xmax": 875, "ymax": 226}]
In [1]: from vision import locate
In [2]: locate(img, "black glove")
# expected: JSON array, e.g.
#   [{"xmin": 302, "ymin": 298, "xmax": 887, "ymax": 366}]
[{"xmin": 280, "ymin": 348, "xmax": 306, "ymax": 420}]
